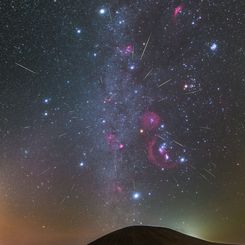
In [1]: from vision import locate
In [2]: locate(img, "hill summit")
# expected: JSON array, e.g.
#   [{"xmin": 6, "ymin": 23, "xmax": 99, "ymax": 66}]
[{"xmin": 89, "ymin": 225, "xmax": 235, "ymax": 245}]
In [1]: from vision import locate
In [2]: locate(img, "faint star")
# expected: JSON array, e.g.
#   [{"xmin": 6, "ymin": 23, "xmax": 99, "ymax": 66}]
[{"xmin": 119, "ymin": 20, "xmax": 125, "ymax": 24}]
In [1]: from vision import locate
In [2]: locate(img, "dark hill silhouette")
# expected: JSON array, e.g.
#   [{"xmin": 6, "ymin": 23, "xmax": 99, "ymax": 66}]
[{"xmin": 88, "ymin": 226, "xmax": 236, "ymax": 245}]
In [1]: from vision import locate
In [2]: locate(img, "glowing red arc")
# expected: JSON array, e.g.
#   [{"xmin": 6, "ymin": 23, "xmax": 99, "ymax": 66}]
[{"xmin": 147, "ymin": 136, "xmax": 176, "ymax": 169}]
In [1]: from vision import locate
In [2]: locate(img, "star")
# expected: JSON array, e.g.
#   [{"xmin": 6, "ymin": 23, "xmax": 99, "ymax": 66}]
[
  {"xmin": 210, "ymin": 43, "xmax": 217, "ymax": 51},
  {"xmin": 76, "ymin": 28, "xmax": 81, "ymax": 34},
  {"xmin": 129, "ymin": 64, "xmax": 135, "ymax": 70},
  {"xmin": 43, "ymin": 98, "xmax": 50, "ymax": 104},
  {"xmin": 179, "ymin": 157, "xmax": 187, "ymax": 163},
  {"xmin": 99, "ymin": 8, "xmax": 106, "ymax": 15},
  {"xmin": 132, "ymin": 192, "xmax": 141, "ymax": 200}
]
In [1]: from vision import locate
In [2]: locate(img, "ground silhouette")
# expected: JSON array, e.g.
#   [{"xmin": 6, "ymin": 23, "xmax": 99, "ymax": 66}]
[{"xmin": 89, "ymin": 226, "xmax": 236, "ymax": 245}]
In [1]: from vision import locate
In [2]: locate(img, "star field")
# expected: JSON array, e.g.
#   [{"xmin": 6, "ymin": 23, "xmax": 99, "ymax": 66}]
[{"xmin": 0, "ymin": 1, "xmax": 244, "ymax": 244}]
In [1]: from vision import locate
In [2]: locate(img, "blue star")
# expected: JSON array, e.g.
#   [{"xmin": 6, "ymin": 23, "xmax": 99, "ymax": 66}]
[
  {"xmin": 179, "ymin": 156, "xmax": 187, "ymax": 163},
  {"xmin": 43, "ymin": 98, "xmax": 50, "ymax": 104},
  {"xmin": 210, "ymin": 43, "xmax": 217, "ymax": 51},
  {"xmin": 129, "ymin": 64, "xmax": 135, "ymax": 70},
  {"xmin": 119, "ymin": 20, "xmax": 125, "ymax": 25},
  {"xmin": 132, "ymin": 192, "xmax": 141, "ymax": 200},
  {"xmin": 99, "ymin": 8, "xmax": 106, "ymax": 15},
  {"xmin": 76, "ymin": 28, "xmax": 81, "ymax": 34}
]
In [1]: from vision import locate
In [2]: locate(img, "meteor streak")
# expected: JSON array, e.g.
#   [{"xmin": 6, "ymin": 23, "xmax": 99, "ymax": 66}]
[
  {"xmin": 140, "ymin": 33, "xmax": 151, "ymax": 60},
  {"xmin": 15, "ymin": 62, "xmax": 37, "ymax": 74}
]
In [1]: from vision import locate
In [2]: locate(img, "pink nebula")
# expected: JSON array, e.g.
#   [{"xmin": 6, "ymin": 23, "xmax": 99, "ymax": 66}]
[
  {"xmin": 106, "ymin": 133, "xmax": 124, "ymax": 151},
  {"xmin": 147, "ymin": 137, "xmax": 176, "ymax": 169},
  {"xmin": 140, "ymin": 111, "xmax": 161, "ymax": 132},
  {"xmin": 120, "ymin": 44, "xmax": 134, "ymax": 55},
  {"xmin": 174, "ymin": 4, "xmax": 184, "ymax": 17}
]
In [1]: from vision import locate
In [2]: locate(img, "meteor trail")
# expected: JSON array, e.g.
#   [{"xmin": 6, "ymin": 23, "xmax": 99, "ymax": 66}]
[
  {"xmin": 172, "ymin": 140, "xmax": 185, "ymax": 148},
  {"xmin": 204, "ymin": 168, "xmax": 216, "ymax": 178},
  {"xmin": 185, "ymin": 89, "xmax": 202, "ymax": 95},
  {"xmin": 140, "ymin": 33, "xmax": 151, "ymax": 60},
  {"xmin": 200, "ymin": 126, "xmax": 212, "ymax": 130},
  {"xmin": 158, "ymin": 79, "xmax": 172, "ymax": 88},
  {"xmin": 143, "ymin": 68, "xmax": 153, "ymax": 80},
  {"xmin": 15, "ymin": 62, "xmax": 37, "ymax": 74},
  {"xmin": 108, "ymin": 8, "xmax": 112, "ymax": 22}
]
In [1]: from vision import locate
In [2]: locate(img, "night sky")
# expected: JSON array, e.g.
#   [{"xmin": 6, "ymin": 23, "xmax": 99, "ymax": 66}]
[{"xmin": 0, "ymin": 1, "xmax": 245, "ymax": 244}]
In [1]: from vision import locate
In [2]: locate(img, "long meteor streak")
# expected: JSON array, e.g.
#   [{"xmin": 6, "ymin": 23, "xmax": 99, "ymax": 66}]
[
  {"xmin": 15, "ymin": 62, "xmax": 37, "ymax": 74},
  {"xmin": 140, "ymin": 33, "xmax": 151, "ymax": 60}
]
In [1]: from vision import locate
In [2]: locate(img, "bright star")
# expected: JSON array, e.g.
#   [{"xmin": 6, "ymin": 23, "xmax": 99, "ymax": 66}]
[
  {"xmin": 158, "ymin": 143, "xmax": 166, "ymax": 154},
  {"xmin": 76, "ymin": 28, "xmax": 81, "ymax": 34},
  {"xmin": 132, "ymin": 192, "xmax": 141, "ymax": 200},
  {"xmin": 43, "ymin": 98, "xmax": 50, "ymax": 104},
  {"xmin": 119, "ymin": 20, "xmax": 125, "ymax": 24},
  {"xmin": 180, "ymin": 157, "xmax": 186, "ymax": 163},
  {"xmin": 99, "ymin": 8, "xmax": 106, "ymax": 15},
  {"xmin": 80, "ymin": 161, "xmax": 84, "ymax": 167},
  {"xmin": 210, "ymin": 43, "xmax": 217, "ymax": 51},
  {"xmin": 165, "ymin": 153, "xmax": 170, "ymax": 160},
  {"xmin": 129, "ymin": 64, "xmax": 135, "ymax": 70}
]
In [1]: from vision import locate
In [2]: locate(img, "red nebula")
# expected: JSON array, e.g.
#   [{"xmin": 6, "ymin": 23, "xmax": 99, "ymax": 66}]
[
  {"xmin": 112, "ymin": 182, "xmax": 123, "ymax": 193},
  {"xmin": 173, "ymin": 4, "xmax": 184, "ymax": 17},
  {"xmin": 120, "ymin": 44, "xmax": 134, "ymax": 55},
  {"xmin": 147, "ymin": 137, "xmax": 176, "ymax": 169},
  {"xmin": 140, "ymin": 112, "xmax": 161, "ymax": 132}
]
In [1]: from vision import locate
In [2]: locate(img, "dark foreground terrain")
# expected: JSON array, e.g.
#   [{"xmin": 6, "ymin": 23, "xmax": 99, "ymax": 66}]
[{"xmin": 89, "ymin": 226, "xmax": 236, "ymax": 245}]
